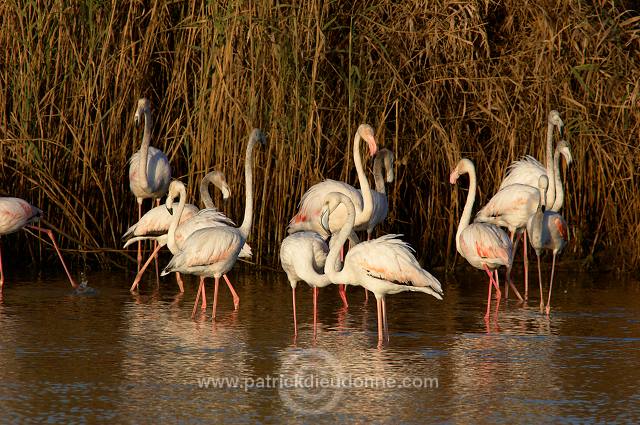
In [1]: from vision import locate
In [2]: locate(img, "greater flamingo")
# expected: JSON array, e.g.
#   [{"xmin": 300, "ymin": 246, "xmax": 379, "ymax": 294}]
[
  {"xmin": 0, "ymin": 197, "xmax": 77, "ymax": 289},
  {"xmin": 161, "ymin": 128, "xmax": 265, "ymax": 320},
  {"xmin": 361, "ymin": 148, "xmax": 394, "ymax": 240},
  {"xmin": 128, "ymin": 98, "xmax": 171, "ymax": 272},
  {"xmin": 320, "ymin": 192, "xmax": 443, "ymax": 344},
  {"xmin": 449, "ymin": 158, "xmax": 514, "ymax": 320},
  {"xmin": 527, "ymin": 176, "xmax": 568, "ymax": 316},
  {"xmin": 280, "ymin": 231, "xmax": 332, "ymax": 336},
  {"xmin": 288, "ymin": 124, "xmax": 378, "ymax": 307}
]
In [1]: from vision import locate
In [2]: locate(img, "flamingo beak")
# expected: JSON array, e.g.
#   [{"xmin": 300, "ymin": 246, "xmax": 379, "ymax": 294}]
[
  {"xmin": 134, "ymin": 113, "xmax": 140, "ymax": 127},
  {"xmin": 320, "ymin": 208, "xmax": 330, "ymax": 233},
  {"xmin": 221, "ymin": 185, "xmax": 231, "ymax": 200},
  {"xmin": 449, "ymin": 170, "xmax": 459, "ymax": 185},
  {"xmin": 166, "ymin": 206, "xmax": 173, "ymax": 215}
]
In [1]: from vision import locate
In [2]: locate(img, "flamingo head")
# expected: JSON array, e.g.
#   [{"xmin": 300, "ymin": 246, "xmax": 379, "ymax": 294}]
[
  {"xmin": 449, "ymin": 158, "xmax": 474, "ymax": 184},
  {"xmin": 383, "ymin": 149, "xmax": 395, "ymax": 183},
  {"xmin": 134, "ymin": 98, "xmax": 151, "ymax": 127},
  {"xmin": 204, "ymin": 170, "xmax": 231, "ymax": 200},
  {"xmin": 549, "ymin": 110, "xmax": 564, "ymax": 137},
  {"xmin": 250, "ymin": 128, "xmax": 267, "ymax": 146},
  {"xmin": 357, "ymin": 124, "xmax": 378, "ymax": 156},
  {"xmin": 320, "ymin": 192, "xmax": 353, "ymax": 233},
  {"xmin": 556, "ymin": 140, "xmax": 573, "ymax": 166},
  {"xmin": 165, "ymin": 180, "xmax": 185, "ymax": 214}
]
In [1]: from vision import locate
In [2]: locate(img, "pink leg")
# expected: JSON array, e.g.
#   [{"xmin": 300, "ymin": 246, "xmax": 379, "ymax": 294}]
[
  {"xmin": 313, "ymin": 286, "xmax": 318, "ymax": 338},
  {"xmin": 376, "ymin": 297, "xmax": 383, "ymax": 344},
  {"xmin": 492, "ymin": 270, "xmax": 502, "ymax": 316},
  {"xmin": 175, "ymin": 272, "xmax": 185, "ymax": 293},
  {"xmin": 381, "ymin": 297, "xmax": 389, "ymax": 341},
  {"xmin": 28, "ymin": 225, "xmax": 77, "ymax": 289},
  {"xmin": 154, "ymin": 199, "xmax": 160, "ymax": 284},
  {"xmin": 292, "ymin": 286, "xmax": 297, "ymax": 336},
  {"xmin": 211, "ymin": 277, "xmax": 220, "ymax": 321},
  {"xmin": 223, "ymin": 274, "xmax": 240, "ymax": 310},
  {"xmin": 130, "ymin": 243, "xmax": 163, "ymax": 292},
  {"xmin": 200, "ymin": 277, "xmax": 207, "ymax": 310},
  {"xmin": 546, "ymin": 254, "xmax": 557, "ymax": 316},
  {"xmin": 537, "ymin": 254, "xmax": 544, "ymax": 312},
  {"xmin": 137, "ymin": 202, "xmax": 143, "ymax": 272},
  {"xmin": 338, "ymin": 245, "xmax": 348, "ymax": 308},
  {"xmin": 483, "ymin": 265, "xmax": 501, "ymax": 320},
  {"xmin": 523, "ymin": 230, "xmax": 529, "ymax": 300},
  {"xmin": 192, "ymin": 280, "xmax": 203, "ymax": 318}
]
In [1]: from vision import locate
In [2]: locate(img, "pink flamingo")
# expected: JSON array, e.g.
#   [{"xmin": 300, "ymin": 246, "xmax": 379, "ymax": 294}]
[
  {"xmin": 288, "ymin": 124, "xmax": 378, "ymax": 307},
  {"xmin": 320, "ymin": 192, "xmax": 443, "ymax": 345},
  {"xmin": 161, "ymin": 129, "xmax": 265, "ymax": 320},
  {"xmin": 527, "ymin": 175, "xmax": 568, "ymax": 316},
  {"xmin": 280, "ymin": 231, "xmax": 332, "ymax": 336},
  {"xmin": 0, "ymin": 197, "xmax": 77, "ymax": 289},
  {"xmin": 450, "ymin": 158, "xmax": 514, "ymax": 321},
  {"xmin": 128, "ymin": 98, "xmax": 171, "ymax": 273}
]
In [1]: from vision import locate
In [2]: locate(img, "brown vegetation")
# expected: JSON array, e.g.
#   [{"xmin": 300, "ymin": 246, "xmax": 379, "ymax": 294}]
[{"xmin": 1, "ymin": 0, "xmax": 639, "ymax": 271}]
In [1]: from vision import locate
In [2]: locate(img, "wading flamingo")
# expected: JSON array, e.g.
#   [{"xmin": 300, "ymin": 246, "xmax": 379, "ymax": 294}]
[
  {"xmin": 161, "ymin": 129, "xmax": 265, "ymax": 320},
  {"xmin": 280, "ymin": 231, "xmax": 332, "ymax": 337},
  {"xmin": 321, "ymin": 192, "xmax": 443, "ymax": 345},
  {"xmin": 527, "ymin": 176, "xmax": 568, "ymax": 316},
  {"xmin": 0, "ymin": 197, "xmax": 77, "ymax": 289},
  {"xmin": 129, "ymin": 98, "xmax": 171, "ymax": 272},
  {"xmin": 361, "ymin": 148, "xmax": 394, "ymax": 240},
  {"xmin": 288, "ymin": 124, "xmax": 378, "ymax": 307},
  {"xmin": 450, "ymin": 158, "xmax": 514, "ymax": 321}
]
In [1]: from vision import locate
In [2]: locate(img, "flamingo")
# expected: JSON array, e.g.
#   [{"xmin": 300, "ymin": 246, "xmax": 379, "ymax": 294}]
[
  {"xmin": 288, "ymin": 123, "xmax": 378, "ymax": 307},
  {"xmin": 128, "ymin": 98, "xmax": 171, "ymax": 273},
  {"xmin": 124, "ymin": 171, "xmax": 247, "ymax": 293},
  {"xmin": 527, "ymin": 176, "xmax": 568, "ymax": 316},
  {"xmin": 361, "ymin": 148, "xmax": 394, "ymax": 240},
  {"xmin": 320, "ymin": 192, "xmax": 443, "ymax": 344},
  {"xmin": 161, "ymin": 128, "xmax": 265, "ymax": 320},
  {"xmin": 449, "ymin": 158, "xmax": 514, "ymax": 321},
  {"xmin": 280, "ymin": 231, "xmax": 332, "ymax": 336},
  {"xmin": 0, "ymin": 197, "xmax": 77, "ymax": 289}
]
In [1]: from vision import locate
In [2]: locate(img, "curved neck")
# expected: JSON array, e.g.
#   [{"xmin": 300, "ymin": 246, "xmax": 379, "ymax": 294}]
[
  {"xmin": 324, "ymin": 194, "xmax": 356, "ymax": 284},
  {"xmin": 551, "ymin": 149, "xmax": 564, "ymax": 212},
  {"xmin": 456, "ymin": 167, "xmax": 477, "ymax": 247},
  {"xmin": 373, "ymin": 149, "xmax": 392, "ymax": 194},
  {"xmin": 353, "ymin": 131, "xmax": 373, "ymax": 223},
  {"xmin": 544, "ymin": 119, "xmax": 556, "ymax": 206},
  {"xmin": 138, "ymin": 108, "xmax": 152, "ymax": 189},
  {"xmin": 200, "ymin": 177, "xmax": 215, "ymax": 209},
  {"xmin": 238, "ymin": 133, "xmax": 259, "ymax": 239},
  {"xmin": 167, "ymin": 185, "xmax": 186, "ymax": 254}
]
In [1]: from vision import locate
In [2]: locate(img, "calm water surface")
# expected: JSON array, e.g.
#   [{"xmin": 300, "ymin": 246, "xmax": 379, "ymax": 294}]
[{"xmin": 0, "ymin": 265, "xmax": 639, "ymax": 424}]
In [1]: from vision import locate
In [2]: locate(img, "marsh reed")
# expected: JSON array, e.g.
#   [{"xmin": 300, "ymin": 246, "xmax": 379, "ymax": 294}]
[{"xmin": 1, "ymin": 0, "xmax": 639, "ymax": 272}]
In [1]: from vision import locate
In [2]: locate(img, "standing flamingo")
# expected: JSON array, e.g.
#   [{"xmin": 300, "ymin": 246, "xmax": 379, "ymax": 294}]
[
  {"xmin": 161, "ymin": 128, "xmax": 265, "ymax": 320},
  {"xmin": 0, "ymin": 197, "xmax": 77, "ymax": 289},
  {"xmin": 320, "ymin": 192, "xmax": 443, "ymax": 344},
  {"xmin": 280, "ymin": 231, "xmax": 332, "ymax": 336},
  {"xmin": 449, "ymin": 158, "xmax": 514, "ymax": 321},
  {"xmin": 288, "ymin": 124, "xmax": 378, "ymax": 307},
  {"xmin": 361, "ymin": 148, "xmax": 394, "ymax": 240},
  {"xmin": 527, "ymin": 176, "xmax": 568, "ymax": 316},
  {"xmin": 128, "ymin": 98, "xmax": 171, "ymax": 272}
]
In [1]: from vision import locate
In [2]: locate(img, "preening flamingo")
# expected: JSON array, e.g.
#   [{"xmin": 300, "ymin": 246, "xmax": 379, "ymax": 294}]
[
  {"xmin": 361, "ymin": 148, "xmax": 394, "ymax": 240},
  {"xmin": 161, "ymin": 128, "xmax": 265, "ymax": 320},
  {"xmin": 499, "ymin": 110, "xmax": 565, "ymax": 207},
  {"xmin": 527, "ymin": 176, "xmax": 568, "ymax": 316},
  {"xmin": 321, "ymin": 192, "xmax": 443, "ymax": 344},
  {"xmin": 449, "ymin": 158, "xmax": 514, "ymax": 320},
  {"xmin": 128, "ymin": 98, "xmax": 171, "ymax": 272},
  {"xmin": 288, "ymin": 124, "xmax": 378, "ymax": 307},
  {"xmin": 0, "ymin": 197, "xmax": 77, "ymax": 289},
  {"xmin": 280, "ymin": 231, "xmax": 332, "ymax": 336}
]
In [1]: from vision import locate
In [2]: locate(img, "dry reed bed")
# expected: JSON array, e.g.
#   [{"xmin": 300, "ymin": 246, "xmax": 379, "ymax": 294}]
[{"xmin": 0, "ymin": 0, "xmax": 639, "ymax": 271}]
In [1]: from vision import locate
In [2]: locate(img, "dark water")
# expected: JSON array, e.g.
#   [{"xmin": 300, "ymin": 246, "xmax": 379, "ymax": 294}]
[{"xmin": 0, "ymin": 264, "xmax": 639, "ymax": 424}]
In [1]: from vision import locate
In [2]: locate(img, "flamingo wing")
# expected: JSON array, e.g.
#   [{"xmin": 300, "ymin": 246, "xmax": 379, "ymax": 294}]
[
  {"xmin": 459, "ymin": 223, "xmax": 512, "ymax": 268},
  {"xmin": 499, "ymin": 156, "xmax": 546, "ymax": 189},
  {"xmin": 475, "ymin": 184, "xmax": 539, "ymax": 228},
  {"xmin": 0, "ymin": 197, "xmax": 41, "ymax": 235},
  {"xmin": 122, "ymin": 204, "xmax": 198, "ymax": 240},
  {"xmin": 181, "ymin": 227, "xmax": 243, "ymax": 268}
]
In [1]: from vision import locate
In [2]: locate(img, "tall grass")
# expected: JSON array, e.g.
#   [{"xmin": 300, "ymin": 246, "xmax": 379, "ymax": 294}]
[{"xmin": 1, "ymin": 0, "xmax": 638, "ymax": 271}]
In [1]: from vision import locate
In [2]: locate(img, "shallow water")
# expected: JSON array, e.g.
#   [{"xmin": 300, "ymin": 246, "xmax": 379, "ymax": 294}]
[{"xmin": 0, "ymin": 264, "xmax": 639, "ymax": 423}]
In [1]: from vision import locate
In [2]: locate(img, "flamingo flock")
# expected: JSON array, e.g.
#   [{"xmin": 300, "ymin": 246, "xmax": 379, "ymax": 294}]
[{"xmin": 0, "ymin": 98, "xmax": 573, "ymax": 345}]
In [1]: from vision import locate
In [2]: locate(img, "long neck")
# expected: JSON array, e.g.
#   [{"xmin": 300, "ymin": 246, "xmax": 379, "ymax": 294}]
[
  {"xmin": 138, "ymin": 109, "xmax": 152, "ymax": 190},
  {"xmin": 551, "ymin": 149, "xmax": 564, "ymax": 212},
  {"xmin": 324, "ymin": 195, "xmax": 356, "ymax": 284},
  {"xmin": 456, "ymin": 167, "xmax": 477, "ymax": 247},
  {"xmin": 199, "ymin": 177, "xmax": 214, "ymax": 209},
  {"xmin": 166, "ymin": 186, "xmax": 186, "ymax": 254},
  {"xmin": 373, "ymin": 153, "xmax": 385, "ymax": 194},
  {"xmin": 544, "ymin": 119, "xmax": 556, "ymax": 206},
  {"xmin": 238, "ymin": 134, "xmax": 258, "ymax": 239},
  {"xmin": 353, "ymin": 132, "xmax": 373, "ymax": 223}
]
